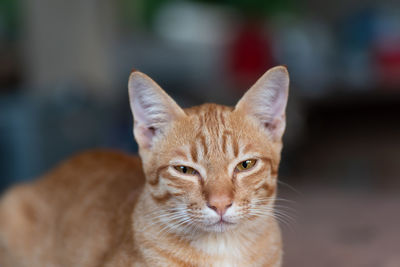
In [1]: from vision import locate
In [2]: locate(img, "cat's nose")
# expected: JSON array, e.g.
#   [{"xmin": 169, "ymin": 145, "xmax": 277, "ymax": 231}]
[{"xmin": 207, "ymin": 195, "xmax": 233, "ymax": 216}]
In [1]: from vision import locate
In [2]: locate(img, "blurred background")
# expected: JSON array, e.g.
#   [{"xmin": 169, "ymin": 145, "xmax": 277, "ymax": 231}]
[{"xmin": 0, "ymin": 0, "xmax": 399, "ymax": 266}]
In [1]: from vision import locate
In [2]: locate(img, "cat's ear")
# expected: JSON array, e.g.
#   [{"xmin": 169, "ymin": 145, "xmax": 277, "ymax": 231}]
[
  {"xmin": 235, "ymin": 66, "xmax": 289, "ymax": 142},
  {"xmin": 128, "ymin": 71, "xmax": 186, "ymax": 149}
]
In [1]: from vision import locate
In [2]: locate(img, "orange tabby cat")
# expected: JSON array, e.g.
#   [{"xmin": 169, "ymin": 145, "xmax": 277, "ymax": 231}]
[{"xmin": 0, "ymin": 66, "xmax": 289, "ymax": 267}]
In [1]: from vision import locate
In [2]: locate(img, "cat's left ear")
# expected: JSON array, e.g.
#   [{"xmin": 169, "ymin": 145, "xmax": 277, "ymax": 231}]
[
  {"xmin": 235, "ymin": 66, "xmax": 289, "ymax": 142},
  {"xmin": 128, "ymin": 71, "xmax": 186, "ymax": 149}
]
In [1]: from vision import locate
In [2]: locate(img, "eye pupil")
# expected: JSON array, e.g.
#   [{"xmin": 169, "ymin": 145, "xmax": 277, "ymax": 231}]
[
  {"xmin": 181, "ymin": 166, "xmax": 187, "ymax": 173},
  {"xmin": 242, "ymin": 161, "xmax": 248, "ymax": 168}
]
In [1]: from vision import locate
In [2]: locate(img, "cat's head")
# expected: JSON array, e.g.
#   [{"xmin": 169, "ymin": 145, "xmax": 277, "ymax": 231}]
[{"xmin": 128, "ymin": 66, "xmax": 289, "ymax": 234}]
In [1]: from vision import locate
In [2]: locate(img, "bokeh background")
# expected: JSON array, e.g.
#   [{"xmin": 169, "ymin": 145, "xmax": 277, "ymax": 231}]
[{"xmin": 1, "ymin": 0, "xmax": 399, "ymax": 266}]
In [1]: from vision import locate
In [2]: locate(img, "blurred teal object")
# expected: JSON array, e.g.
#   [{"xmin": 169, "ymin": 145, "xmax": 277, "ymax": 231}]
[
  {"xmin": 0, "ymin": 94, "xmax": 41, "ymax": 191},
  {"xmin": 272, "ymin": 15, "xmax": 335, "ymax": 97}
]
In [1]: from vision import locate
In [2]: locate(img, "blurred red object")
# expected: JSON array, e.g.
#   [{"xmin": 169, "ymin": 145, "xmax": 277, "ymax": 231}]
[
  {"xmin": 375, "ymin": 44, "xmax": 400, "ymax": 89},
  {"xmin": 229, "ymin": 21, "xmax": 275, "ymax": 92}
]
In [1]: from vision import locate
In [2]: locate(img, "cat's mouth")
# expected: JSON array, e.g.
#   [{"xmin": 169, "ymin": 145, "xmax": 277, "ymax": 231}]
[
  {"xmin": 216, "ymin": 218, "xmax": 235, "ymax": 225},
  {"xmin": 204, "ymin": 219, "xmax": 237, "ymax": 233},
  {"xmin": 208, "ymin": 218, "xmax": 236, "ymax": 228}
]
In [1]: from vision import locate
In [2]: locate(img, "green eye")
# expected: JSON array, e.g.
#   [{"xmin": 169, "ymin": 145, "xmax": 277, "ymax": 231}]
[
  {"xmin": 174, "ymin": 166, "xmax": 198, "ymax": 175},
  {"xmin": 236, "ymin": 159, "xmax": 257, "ymax": 171}
]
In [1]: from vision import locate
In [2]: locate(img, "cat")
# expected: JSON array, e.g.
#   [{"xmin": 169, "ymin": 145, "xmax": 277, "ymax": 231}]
[{"xmin": 0, "ymin": 65, "xmax": 289, "ymax": 267}]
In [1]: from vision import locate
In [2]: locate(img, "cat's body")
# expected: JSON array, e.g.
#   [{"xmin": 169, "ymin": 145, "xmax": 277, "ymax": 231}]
[
  {"xmin": 0, "ymin": 151, "xmax": 143, "ymax": 266},
  {"xmin": 0, "ymin": 67, "xmax": 289, "ymax": 267}
]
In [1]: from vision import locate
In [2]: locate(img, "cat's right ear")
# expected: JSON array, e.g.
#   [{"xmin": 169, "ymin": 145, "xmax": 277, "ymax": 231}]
[{"xmin": 128, "ymin": 71, "xmax": 186, "ymax": 149}]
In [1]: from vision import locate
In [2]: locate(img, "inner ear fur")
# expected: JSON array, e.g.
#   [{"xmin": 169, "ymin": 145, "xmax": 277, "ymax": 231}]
[
  {"xmin": 235, "ymin": 66, "xmax": 290, "ymax": 142},
  {"xmin": 128, "ymin": 71, "xmax": 186, "ymax": 149}
]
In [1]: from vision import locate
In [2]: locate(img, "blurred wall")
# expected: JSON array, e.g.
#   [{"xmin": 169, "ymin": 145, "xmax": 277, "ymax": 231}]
[
  {"xmin": 21, "ymin": 0, "xmax": 117, "ymax": 99},
  {"xmin": 0, "ymin": 0, "xmax": 400, "ymax": 192}
]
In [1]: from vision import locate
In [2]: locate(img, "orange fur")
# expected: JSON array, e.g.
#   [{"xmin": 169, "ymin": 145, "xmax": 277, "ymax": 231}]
[{"xmin": 0, "ymin": 66, "xmax": 289, "ymax": 267}]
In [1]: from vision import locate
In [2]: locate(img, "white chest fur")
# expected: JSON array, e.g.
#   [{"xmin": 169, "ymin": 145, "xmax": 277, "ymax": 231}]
[{"xmin": 190, "ymin": 232, "xmax": 257, "ymax": 267}]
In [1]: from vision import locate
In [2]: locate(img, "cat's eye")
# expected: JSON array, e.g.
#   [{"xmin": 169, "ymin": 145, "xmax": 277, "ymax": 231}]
[
  {"xmin": 174, "ymin": 166, "xmax": 198, "ymax": 175},
  {"xmin": 235, "ymin": 159, "xmax": 257, "ymax": 172}
]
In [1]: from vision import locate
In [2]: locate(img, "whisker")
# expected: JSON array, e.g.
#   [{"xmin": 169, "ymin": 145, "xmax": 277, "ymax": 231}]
[{"xmin": 277, "ymin": 179, "xmax": 302, "ymax": 196}]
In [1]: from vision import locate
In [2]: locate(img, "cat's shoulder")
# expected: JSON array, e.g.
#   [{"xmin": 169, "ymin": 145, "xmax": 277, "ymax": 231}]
[
  {"xmin": 0, "ymin": 149, "xmax": 144, "ymax": 231},
  {"xmin": 58, "ymin": 149, "xmax": 142, "ymax": 170},
  {"xmin": 38, "ymin": 149, "xmax": 145, "ymax": 199},
  {"xmin": 0, "ymin": 150, "xmax": 145, "ymax": 264}
]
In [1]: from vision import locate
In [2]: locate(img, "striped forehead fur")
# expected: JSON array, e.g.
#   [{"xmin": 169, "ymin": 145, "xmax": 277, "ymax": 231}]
[{"xmin": 184, "ymin": 104, "xmax": 243, "ymax": 160}]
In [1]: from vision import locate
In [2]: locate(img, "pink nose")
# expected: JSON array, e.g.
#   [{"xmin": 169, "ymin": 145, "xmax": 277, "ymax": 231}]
[{"xmin": 207, "ymin": 194, "xmax": 233, "ymax": 216}]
